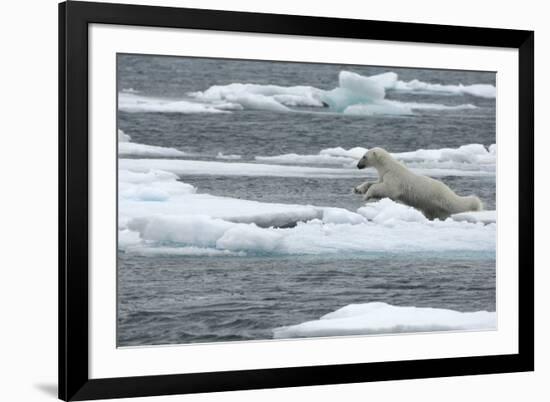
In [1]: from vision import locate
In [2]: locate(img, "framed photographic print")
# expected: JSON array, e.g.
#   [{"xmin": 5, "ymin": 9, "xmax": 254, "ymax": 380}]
[{"xmin": 59, "ymin": 1, "xmax": 534, "ymax": 400}]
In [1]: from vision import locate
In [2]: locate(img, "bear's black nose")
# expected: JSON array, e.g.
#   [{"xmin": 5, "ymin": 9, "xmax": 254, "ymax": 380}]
[{"xmin": 357, "ymin": 162, "xmax": 365, "ymax": 170}]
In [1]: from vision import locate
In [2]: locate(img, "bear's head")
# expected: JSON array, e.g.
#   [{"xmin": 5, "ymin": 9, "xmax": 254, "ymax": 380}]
[{"xmin": 357, "ymin": 147, "xmax": 388, "ymax": 169}]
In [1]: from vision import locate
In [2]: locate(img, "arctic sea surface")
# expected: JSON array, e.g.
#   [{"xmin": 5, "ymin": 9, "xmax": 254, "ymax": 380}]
[{"xmin": 117, "ymin": 55, "xmax": 496, "ymax": 346}]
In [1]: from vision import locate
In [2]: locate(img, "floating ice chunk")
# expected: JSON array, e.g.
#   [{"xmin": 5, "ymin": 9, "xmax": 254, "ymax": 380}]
[
  {"xmin": 121, "ymin": 88, "xmax": 140, "ymax": 94},
  {"xmin": 117, "ymin": 128, "xmax": 186, "ymax": 157},
  {"xmin": 209, "ymin": 102, "xmax": 244, "ymax": 111},
  {"xmin": 463, "ymin": 84, "xmax": 496, "ymax": 98},
  {"xmin": 357, "ymin": 198, "xmax": 428, "ymax": 224},
  {"xmin": 343, "ymin": 101, "xmax": 413, "ymax": 116},
  {"xmin": 315, "ymin": 70, "xmax": 490, "ymax": 113},
  {"xmin": 273, "ymin": 302, "xmax": 496, "ymax": 338},
  {"xmin": 320, "ymin": 146, "xmax": 368, "ymax": 160},
  {"xmin": 189, "ymin": 82, "xmax": 324, "ymax": 108},
  {"xmin": 216, "ymin": 152, "xmax": 242, "ymax": 160},
  {"xmin": 394, "ymin": 143, "xmax": 496, "ymax": 174},
  {"xmin": 367, "ymin": 71, "xmax": 400, "ymax": 89},
  {"xmin": 119, "ymin": 143, "xmax": 182, "ymax": 158},
  {"xmin": 224, "ymin": 93, "xmax": 290, "ymax": 112},
  {"xmin": 396, "ymin": 144, "xmax": 494, "ymax": 165},
  {"xmin": 118, "ymin": 92, "xmax": 230, "ymax": 114},
  {"xmin": 119, "ymin": 171, "xmax": 195, "ymax": 202},
  {"xmin": 400, "ymin": 102, "xmax": 477, "ymax": 111},
  {"xmin": 119, "ymin": 169, "xmax": 187, "ymax": 185},
  {"xmin": 255, "ymin": 143, "xmax": 495, "ymax": 174},
  {"xmin": 122, "ymin": 193, "xmax": 323, "ymax": 229},
  {"xmin": 343, "ymin": 101, "xmax": 476, "ymax": 116},
  {"xmin": 322, "ymin": 71, "xmax": 389, "ymax": 111},
  {"xmin": 127, "ymin": 215, "xmax": 234, "ymax": 247},
  {"xmin": 392, "ymin": 79, "xmax": 496, "ymax": 98},
  {"xmin": 118, "ymin": 142, "xmax": 186, "ymax": 157},
  {"xmin": 119, "ymin": 168, "xmax": 196, "ymax": 201},
  {"xmin": 272, "ymin": 94, "xmax": 322, "ymax": 107},
  {"xmin": 118, "ymin": 129, "xmax": 131, "ymax": 142},
  {"xmin": 451, "ymin": 210, "xmax": 496, "ymax": 224},
  {"xmin": 119, "ymin": 169, "xmax": 324, "ymax": 228},
  {"xmin": 118, "ymin": 229, "xmax": 142, "ymax": 248}
]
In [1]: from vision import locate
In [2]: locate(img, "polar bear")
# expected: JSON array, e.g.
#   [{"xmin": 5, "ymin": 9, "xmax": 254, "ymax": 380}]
[{"xmin": 354, "ymin": 147, "xmax": 482, "ymax": 220}]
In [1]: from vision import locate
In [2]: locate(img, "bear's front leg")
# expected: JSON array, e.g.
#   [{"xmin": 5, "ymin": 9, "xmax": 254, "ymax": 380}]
[
  {"xmin": 364, "ymin": 182, "xmax": 390, "ymax": 201},
  {"xmin": 353, "ymin": 181, "xmax": 372, "ymax": 195}
]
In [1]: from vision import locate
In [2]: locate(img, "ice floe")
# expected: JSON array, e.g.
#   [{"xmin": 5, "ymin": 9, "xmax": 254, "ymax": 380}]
[
  {"xmin": 118, "ymin": 92, "xmax": 231, "ymax": 114},
  {"xmin": 118, "ymin": 167, "xmax": 496, "ymax": 257},
  {"xmin": 189, "ymin": 82, "xmax": 324, "ymax": 109},
  {"xmin": 273, "ymin": 302, "xmax": 496, "ymax": 338},
  {"xmin": 118, "ymin": 129, "xmax": 186, "ymax": 158},
  {"xmin": 451, "ymin": 210, "xmax": 497, "ymax": 224},
  {"xmin": 392, "ymin": 79, "xmax": 496, "ymax": 98},
  {"xmin": 216, "ymin": 152, "xmax": 242, "ymax": 160},
  {"xmin": 120, "ymin": 70, "xmax": 494, "ymax": 116},
  {"xmin": 118, "ymin": 142, "xmax": 187, "ymax": 158},
  {"xmin": 120, "ymin": 158, "xmax": 367, "ymax": 179},
  {"xmin": 256, "ymin": 143, "xmax": 496, "ymax": 174},
  {"xmin": 120, "ymin": 157, "xmax": 493, "ymax": 178}
]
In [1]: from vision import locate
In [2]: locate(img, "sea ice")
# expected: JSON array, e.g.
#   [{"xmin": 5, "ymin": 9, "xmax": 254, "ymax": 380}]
[
  {"xmin": 122, "ymin": 70, "xmax": 494, "ymax": 116},
  {"xmin": 120, "ymin": 158, "xmax": 368, "ymax": 179},
  {"xmin": 118, "ymin": 92, "xmax": 229, "ymax": 114},
  {"xmin": 120, "ymin": 157, "xmax": 493, "ymax": 178},
  {"xmin": 117, "ymin": 128, "xmax": 186, "ymax": 157},
  {"xmin": 118, "ymin": 169, "xmax": 496, "ymax": 256},
  {"xmin": 451, "ymin": 210, "xmax": 497, "ymax": 224},
  {"xmin": 255, "ymin": 143, "xmax": 496, "ymax": 175},
  {"xmin": 273, "ymin": 302, "xmax": 496, "ymax": 338}
]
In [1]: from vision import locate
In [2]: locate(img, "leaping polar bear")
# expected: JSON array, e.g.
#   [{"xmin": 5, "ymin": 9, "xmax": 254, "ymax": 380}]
[{"xmin": 354, "ymin": 147, "xmax": 482, "ymax": 220}]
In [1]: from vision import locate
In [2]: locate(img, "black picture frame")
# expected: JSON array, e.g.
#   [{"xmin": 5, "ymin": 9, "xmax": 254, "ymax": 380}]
[{"xmin": 59, "ymin": 1, "xmax": 534, "ymax": 400}]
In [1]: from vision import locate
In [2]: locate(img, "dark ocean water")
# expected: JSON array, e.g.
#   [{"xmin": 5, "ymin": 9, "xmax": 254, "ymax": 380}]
[
  {"xmin": 118, "ymin": 254, "xmax": 495, "ymax": 345},
  {"xmin": 117, "ymin": 55, "xmax": 496, "ymax": 346}
]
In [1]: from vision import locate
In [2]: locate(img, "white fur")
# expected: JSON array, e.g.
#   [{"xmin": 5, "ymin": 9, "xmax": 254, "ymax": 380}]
[{"xmin": 354, "ymin": 147, "xmax": 482, "ymax": 220}]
